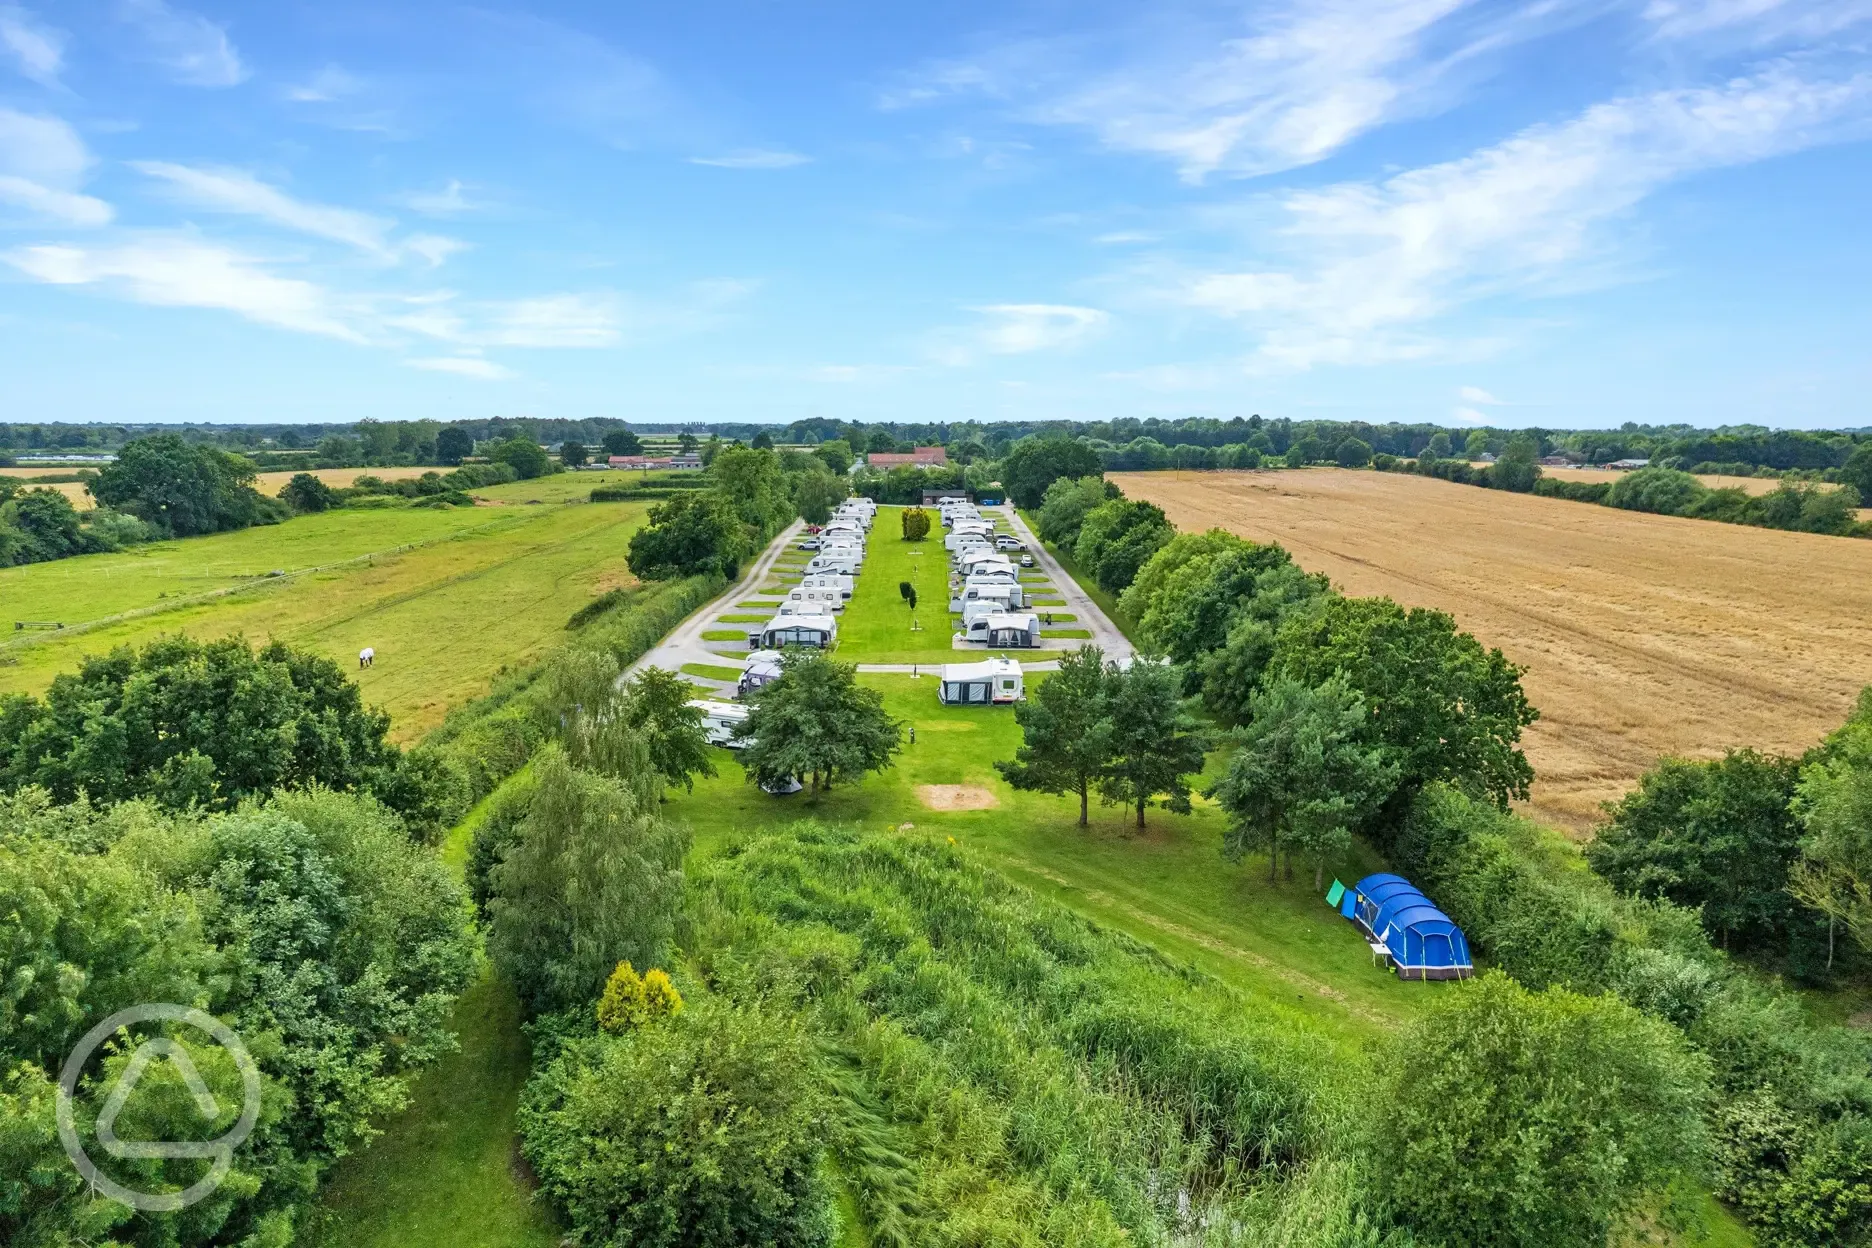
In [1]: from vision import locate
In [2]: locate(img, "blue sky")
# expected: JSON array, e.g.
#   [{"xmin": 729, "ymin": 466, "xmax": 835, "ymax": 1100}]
[{"xmin": 1, "ymin": 0, "xmax": 1868, "ymax": 430}]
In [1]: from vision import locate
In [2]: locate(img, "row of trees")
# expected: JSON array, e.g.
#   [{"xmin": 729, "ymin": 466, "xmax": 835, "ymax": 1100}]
[{"xmin": 627, "ymin": 445, "xmax": 845, "ymax": 580}]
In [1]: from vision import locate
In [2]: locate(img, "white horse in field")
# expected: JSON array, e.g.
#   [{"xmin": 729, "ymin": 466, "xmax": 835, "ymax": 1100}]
[{"xmin": 359, "ymin": 646, "xmax": 375, "ymax": 668}]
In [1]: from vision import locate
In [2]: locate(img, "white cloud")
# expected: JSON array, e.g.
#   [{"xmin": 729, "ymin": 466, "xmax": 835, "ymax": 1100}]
[
  {"xmin": 1644, "ymin": 0, "xmax": 1872, "ymax": 42},
  {"xmin": 686, "ymin": 149, "xmax": 811, "ymax": 169},
  {"xmin": 0, "ymin": 176, "xmax": 111, "ymax": 225},
  {"xmin": 1459, "ymin": 384, "xmax": 1503, "ymax": 404},
  {"xmin": 403, "ymin": 233, "xmax": 469, "ymax": 267},
  {"xmin": 391, "ymin": 292, "xmax": 624, "ymax": 349},
  {"xmin": 1176, "ymin": 65, "xmax": 1872, "ymax": 368},
  {"xmin": 0, "ymin": 109, "xmax": 111, "ymax": 225},
  {"xmin": 397, "ymin": 179, "xmax": 482, "ymax": 216},
  {"xmin": 0, "ymin": 5, "xmax": 63, "ymax": 86},
  {"xmin": 406, "ymin": 355, "xmax": 514, "ymax": 380},
  {"xmin": 932, "ymin": 303, "xmax": 1109, "ymax": 365},
  {"xmin": 1095, "ymin": 231, "xmax": 1156, "ymax": 245},
  {"xmin": 5, "ymin": 235, "xmax": 367, "ymax": 341},
  {"xmin": 285, "ymin": 64, "xmax": 362, "ymax": 103},
  {"xmin": 132, "ymin": 162, "xmax": 400, "ymax": 258},
  {"xmin": 1452, "ymin": 405, "xmax": 1492, "ymax": 424},
  {"xmin": 119, "ymin": 0, "xmax": 245, "ymax": 88},
  {"xmin": 886, "ymin": 0, "xmax": 1588, "ymax": 182}
]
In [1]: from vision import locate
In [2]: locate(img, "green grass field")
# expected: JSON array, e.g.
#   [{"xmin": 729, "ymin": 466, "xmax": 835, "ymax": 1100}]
[
  {"xmin": 681, "ymin": 662, "xmax": 744, "ymax": 682},
  {"xmin": 0, "ymin": 499, "xmax": 650, "ymax": 740},
  {"xmin": 666, "ymin": 674, "xmax": 1424, "ymax": 1042}
]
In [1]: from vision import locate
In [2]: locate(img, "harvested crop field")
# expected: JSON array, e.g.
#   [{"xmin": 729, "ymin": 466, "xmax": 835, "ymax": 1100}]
[{"xmin": 1115, "ymin": 468, "xmax": 1872, "ymax": 835}]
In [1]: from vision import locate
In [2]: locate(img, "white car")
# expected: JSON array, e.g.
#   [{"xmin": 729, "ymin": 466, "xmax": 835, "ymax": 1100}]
[
  {"xmin": 995, "ymin": 536, "xmax": 1024, "ymax": 552},
  {"xmin": 1020, "ymin": 553, "xmax": 1035, "ymax": 567}
]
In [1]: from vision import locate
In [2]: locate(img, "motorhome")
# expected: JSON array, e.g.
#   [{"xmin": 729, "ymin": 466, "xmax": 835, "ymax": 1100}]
[
  {"xmin": 738, "ymin": 650, "xmax": 784, "ymax": 697},
  {"xmin": 687, "ymin": 699, "xmax": 750, "ymax": 746},
  {"xmin": 806, "ymin": 554, "xmax": 861, "ymax": 576},
  {"xmin": 747, "ymin": 613, "xmax": 838, "ymax": 650},
  {"xmin": 937, "ymin": 657, "xmax": 1025, "ymax": 705}
]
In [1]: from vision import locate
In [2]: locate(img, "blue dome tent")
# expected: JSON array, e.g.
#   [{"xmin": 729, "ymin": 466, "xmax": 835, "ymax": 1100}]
[{"xmin": 1339, "ymin": 873, "xmax": 1473, "ymax": 981}]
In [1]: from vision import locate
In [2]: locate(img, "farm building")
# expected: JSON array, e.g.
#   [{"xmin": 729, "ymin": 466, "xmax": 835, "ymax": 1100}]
[
  {"xmin": 937, "ymin": 657, "xmax": 1024, "ymax": 705},
  {"xmin": 1338, "ymin": 873, "xmax": 1472, "ymax": 981}
]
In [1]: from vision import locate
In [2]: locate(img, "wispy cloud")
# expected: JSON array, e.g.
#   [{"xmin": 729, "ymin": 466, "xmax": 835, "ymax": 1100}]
[
  {"xmin": 131, "ymin": 162, "xmax": 464, "ymax": 266},
  {"xmin": 687, "ymin": 148, "xmax": 811, "ymax": 169},
  {"xmin": 885, "ymin": 0, "xmax": 1587, "ymax": 182},
  {"xmin": 0, "ymin": 4, "xmax": 63, "ymax": 87},
  {"xmin": 397, "ymin": 179, "xmax": 483, "ymax": 216},
  {"xmin": 284, "ymin": 64, "xmax": 362, "ymax": 103},
  {"xmin": 406, "ymin": 355, "xmax": 514, "ymax": 380},
  {"xmin": 119, "ymin": 0, "xmax": 245, "ymax": 88},
  {"xmin": 1174, "ymin": 65, "xmax": 1872, "ymax": 368},
  {"xmin": 1452, "ymin": 405, "xmax": 1493, "ymax": 424},
  {"xmin": 6, "ymin": 235, "xmax": 366, "ymax": 341},
  {"xmin": 931, "ymin": 302, "xmax": 1108, "ymax": 365},
  {"xmin": 133, "ymin": 161, "xmax": 396, "ymax": 256},
  {"xmin": 1459, "ymin": 384, "xmax": 1503, "ymax": 404},
  {"xmin": 0, "ymin": 109, "xmax": 111, "ymax": 225},
  {"xmin": 1644, "ymin": 0, "xmax": 1872, "ymax": 42}
]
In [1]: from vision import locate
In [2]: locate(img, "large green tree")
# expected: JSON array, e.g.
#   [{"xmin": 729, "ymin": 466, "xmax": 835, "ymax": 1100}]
[
  {"xmin": 0, "ymin": 487, "xmax": 87, "ymax": 563},
  {"xmin": 739, "ymin": 650, "xmax": 902, "ymax": 794},
  {"xmin": 1268, "ymin": 595, "xmax": 1537, "ymax": 823},
  {"xmin": 1129, "ymin": 537, "xmax": 1298, "ymax": 668},
  {"xmin": 1195, "ymin": 564, "xmax": 1333, "ymax": 723},
  {"xmin": 790, "ymin": 463, "xmax": 847, "ymax": 525},
  {"xmin": 1791, "ymin": 689, "xmax": 1872, "ymax": 964},
  {"xmin": 1375, "ymin": 971, "xmax": 1709, "ymax": 1248},
  {"xmin": 435, "ymin": 425, "xmax": 473, "ymax": 464},
  {"xmin": 492, "ymin": 436, "xmax": 552, "ymax": 479},
  {"xmin": 1000, "ymin": 436, "xmax": 1104, "ymax": 509},
  {"xmin": 710, "ymin": 444, "xmax": 793, "ymax": 536},
  {"xmin": 1073, "ymin": 497, "xmax": 1173, "ymax": 593},
  {"xmin": 627, "ymin": 492, "xmax": 746, "ymax": 579},
  {"xmin": 91, "ymin": 433, "xmax": 283, "ymax": 536},
  {"xmin": 1211, "ymin": 676, "xmax": 1394, "ymax": 886},
  {"xmin": 620, "ymin": 666, "xmax": 718, "ymax": 793},
  {"xmin": 1097, "ymin": 659, "xmax": 1207, "ymax": 829},
  {"xmin": 488, "ymin": 745, "xmax": 689, "ymax": 1016},
  {"xmin": 1587, "ymin": 750, "xmax": 1804, "ymax": 953},
  {"xmin": 0, "ymin": 635, "xmax": 423, "ymax": 818},
  {"xmin": 1035, "ymin": 474, "xmax": 1115, "ymax": 549},
  {"xmin": 995, "ymin": 645, "xmax": 1115, "ymax": 827}
]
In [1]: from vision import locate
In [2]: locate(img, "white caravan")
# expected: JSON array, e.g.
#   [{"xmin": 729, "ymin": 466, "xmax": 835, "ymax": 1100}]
[
  {"xmin": 747, "ymin": 613, "xmax": 838, "ymax": 650},
  {"xmin": 687, "ymin": 699, "xmax": 750, "ymax": 746},
  {"xmin": 937, "ymin": 657, "xmax": 1025, "ymax": 705}
]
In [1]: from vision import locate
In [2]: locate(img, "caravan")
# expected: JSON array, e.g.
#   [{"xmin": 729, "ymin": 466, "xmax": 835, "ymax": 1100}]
[
  {"xmin": 951, "ymin": 582, "xmax": 1023, "ymax": 614},
  {"xmin": 957, "ymin": 611, "xmax": 1040, "ymax": 648},
  {"xmin": 937, "ymin": 657, "xmax": 1025, "ymax": 705},
  {"xmin": 748, "ymin": 613, "xmax": 838, "ymax": 650},
  {"xmin": 797, "ymin": 572, "xmax": 853, "ymax": 600},
  {"xmin": 806, "ymin": 553, "xmax": 861, "ymax": 576},
  {"xmin": 787, "ymin": 585, "xmax": 845, "ymax": 613},
  {"xmin": 687, "ymin": 699, "xmax": 750, "ymax": 747},
  {"xmin": 738, "ymin": 650, "xmax": 784, "ymax": 697}
]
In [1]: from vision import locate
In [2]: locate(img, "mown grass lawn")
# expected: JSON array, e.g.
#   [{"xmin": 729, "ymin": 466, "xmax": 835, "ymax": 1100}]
[
  {"xmin": 682, "ymin": 662, "xmax": 745, "ymax": 681},
  {"xmin": 0, "ymin": 499, "xmax": 650, "ymax": 739}
]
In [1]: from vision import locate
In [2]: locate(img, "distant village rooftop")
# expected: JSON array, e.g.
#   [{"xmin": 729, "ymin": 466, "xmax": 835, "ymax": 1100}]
[{"xmin": 866, "ymin": 446, "xmax": 948, "ymax": 468}]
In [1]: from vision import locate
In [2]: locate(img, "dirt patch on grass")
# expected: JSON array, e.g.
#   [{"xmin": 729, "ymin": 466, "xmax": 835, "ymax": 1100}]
[{"xmin": 917, "ymin": 784, "xmax": 1000, "ymax": 811}]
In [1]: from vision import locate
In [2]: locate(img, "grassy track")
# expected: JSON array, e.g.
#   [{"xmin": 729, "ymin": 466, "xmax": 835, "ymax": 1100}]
[{"xmin": 0, "ymin": 500, "xmax": 650, "ymax": 740}]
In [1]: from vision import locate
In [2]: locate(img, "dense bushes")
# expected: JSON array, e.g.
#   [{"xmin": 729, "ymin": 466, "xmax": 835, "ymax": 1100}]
[
  {"xmin": 0, "ymin": 787, "xmax": 475, "ymax": 1247},
  {"xmin": 627, "ymin": 445, "xmax": 811, "ymax": 582},
  {"xmin": 1394, "ymin": 783, "xmax": 1872, "ymax": 1247},
  {"xmin": 0, "ymin": 635, "xmax": 438, "ymax": 825},
  {"xmin": 0, "ymin": 483, "xmax": 151, "ymax": 566},
  {"xmin": 520, "ymin": 1000, "xmax": 836, "ymax": 1247},
  {"xmin": 1374, "ymin": 971, "xmax": 1709, "ymax": 1248},
  {"xmin": 1073, "ymin": 497, "xmax": 1173, "ymax": 593}
]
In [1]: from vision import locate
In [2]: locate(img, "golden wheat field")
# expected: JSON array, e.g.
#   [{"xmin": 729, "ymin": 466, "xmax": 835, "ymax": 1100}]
[{"xmin": 1115, "ymin": 469, "xmax": 1872, "ymax": 835}]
